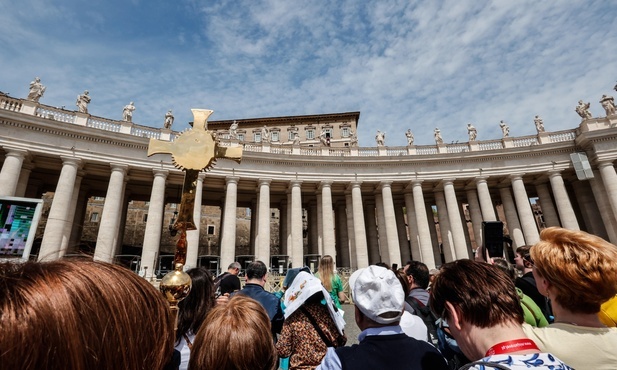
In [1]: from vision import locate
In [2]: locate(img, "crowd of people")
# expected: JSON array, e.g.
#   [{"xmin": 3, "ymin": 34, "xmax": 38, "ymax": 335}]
[{"xmin": 1, "ymin": 227, "xmax": 616, "ymax": 369}]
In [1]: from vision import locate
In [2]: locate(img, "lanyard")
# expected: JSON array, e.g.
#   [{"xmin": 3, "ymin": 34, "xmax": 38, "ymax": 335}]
[{"xmin": 485, "ymin": 339, "xmax": 540, "ymax": 357}]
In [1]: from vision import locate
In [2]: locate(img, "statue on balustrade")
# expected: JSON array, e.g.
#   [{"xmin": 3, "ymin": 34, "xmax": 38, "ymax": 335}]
[
  {"xmin": 292, "ymin": 132, "xmax": 301, "ymax": 146},
  {"xmin": 375, "ymin": 130, "xmax": 386, "ymax": 146},
  {"xmin": 600, "ymin": 95, "xmax": 616, "ymax": 116},
  {"xmin": 319, "ymin": 129, "xmax": 329, "ymax": 146},
  {"xmin": 27, "ymin": 77, "xmax": 46, "ymax": 102},
  {"xmin": 575, "ymin": 100, "xmax": 592, "ymax": 120},
  {"xmin": 434, "ymin": 128, "xmax": 443, "ymax": 144},
  {"xmin": 164, "ymin": 109, "xmax": 174, "ymax": 129},
  {"xmin": 534, "ymin": 115, "xmax": 545, "ymax": 133},
  {"xmin": 123, "ymin": 102, "xmax": 136, "ymax": 122},
  {"xmin": 76, "ymin": 90, "xmax": 91, "ymax": 114},
  {"xmin": 261, "ymin": 125, "xmax": 270, "ymax": 143},
  {"xmin": 405, "ymin": 129, "xmax": 414, "ymax": 146},
  {"xmin": 467, "ymin": 123, "xmax": 477, "ymax": 141},
  {"xmin": 499, "ymin": 120, "xmax": 510, "ymax": 137},
  {"xmin": 228, "ymin": 120, "xmax": 239, "ymax": 139},
  {"xmin": 349, "ymin": 130, "xmax": 358, "ymax": 146}
]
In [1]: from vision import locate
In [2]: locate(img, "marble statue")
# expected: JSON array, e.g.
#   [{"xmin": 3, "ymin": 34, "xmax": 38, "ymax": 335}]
[
  {"xmin": 123, "ymin": 102, "xmax": 136, "ymax": 122},
  {"xmin": 375, "ymin": 130, "xmax": 385, "ymax": 146},
  {"xmin": 434, "ymin": 128, "xmax": 443, "ymax": 145},
  {"xmin": 600, "ymin": 95, "xmax": 616, "ymax": 116},
  {"xmin": 467, "ymin": 123, "xmax": 477, "ymax": 141},
  {"xmin": 319, "ymin": 129, "xmax": 329, "ymax": 146},
  {"xmin": 534, "ymin": 115, "xmax": 545, "ymax": 133},
  {"xmin": 27, "ymin": 77, "xmax": 46, "ymax": 102},
  {"xmin": 499, "ymin": 120, "xmax": 510, "ymax": 138},
  {"xmin": 76, "ymin": 90, "xmax": 91, "ymax": 114},
  {"xmin": 164, "ymin": 110, "xmax": 174, "ymax": 129},
  {"xmin": 261, "ymin": 125, "xmax": 270, "ymax": 143},
  {"xmin": 349, "ymin": 130, "xmax": 358, "ymax": 146},
  {"xmin": 228, "ymin": 120, "xmax": 239, "ymax": 139},
  {"xmin": 292, "ymin": 132, "xmax": 301, "ymax": 146},
  {"xmin": 405, "ymin": 129, "xmax": 414, "ymax": 146},
  {"xmin": 575, "ymin": 100, "xmax": 592, "ymax": 120}
]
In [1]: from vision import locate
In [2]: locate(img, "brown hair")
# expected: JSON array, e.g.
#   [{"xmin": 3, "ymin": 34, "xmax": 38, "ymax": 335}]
[
  {"xmin": 190, "ymin": 295, "xmax": 277, "ymax": 370},
  {"xmin": 0, "ymin": 259, "xmax": 174, "ymax": 370},
  {"xmin": 318, "ymin": 255, "xmax": 335, "ymax": 291},
  {"xmin": 531, "ymin": 227, "xmax": 617, "ymax": 314},
  {"xmin": 393, "ymin": 268, "xmax": 411, "ymax": 296},
  {"xmin": 430, "ymin": 259, "xmax": 523, "ymax": 328}
]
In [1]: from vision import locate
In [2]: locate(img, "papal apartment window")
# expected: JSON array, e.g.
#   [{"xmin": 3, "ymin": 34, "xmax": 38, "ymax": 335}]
[
  {"xmin": 341, "ymin": 127, "xmax": 350, "ymax": 137},
  {"xmin": 307, "ymin": 130, "xmax": 315, "ymax": 140},
  {"xmin": 254, "ymin": 132, "xmax": 262, "ymax": 143},
  {"xmin": 288, "ymin": 131, "xmax": 296, "ymax": 140},
  {"xmin": 238, "ymin": 134, "xmax": 244, "ymax": 141},
  {"xmin": 325, "ymin": 128, "xmax": 333, "ymax": 138},
  {"xmin": 90, "ymin": 212, "xmax": 99, "ymax": 222},
  {"xmin": 271, "ymin": 131, "xmax": 279, "ymax": 142},
  {"xmin": 207, "ymin": 225, "xmax": 216, "ymax": 235}
]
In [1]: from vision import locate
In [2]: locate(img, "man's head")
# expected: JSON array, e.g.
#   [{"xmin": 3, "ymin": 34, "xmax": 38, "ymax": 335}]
[
  {"xmin": 514, "ymin": 245, "xmax": 533, "ymax": 273},
  {"xmin": 245, "ymin": 261, "xmax": 268, "ymax": 286},
  {"xmin": 349, "ymin": 265, "xmax": 404, "ymax": 330},
  {"xmin": 228, "ymin": 262, "xmax": 241, "ymax": 275},
  {"xmin": 404, "ymin": 261, "xmax": 430, "ymax": 290}
]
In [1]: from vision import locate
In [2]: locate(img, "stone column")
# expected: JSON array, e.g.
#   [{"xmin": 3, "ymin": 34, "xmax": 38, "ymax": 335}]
[
  {"xmin": 335, "ymin": 201, "xmax": 350, "ymax": 268},
  {"xmin": 598, "ymin": 161, "xmax": 617, "ymax": 224},
  {"xmin": 219, "ymin": 176, "xmax": 239, "ymax": 271},
  {"xmin": 403, "ymin": 189, "xmax": 421, "ymax": 261},
  {"xmin": 511, "ymin": 174, "xmax": 540, "ymax": 244},
  {"xmin": 365, "ymin": 200, "xmax": 380, "ymax": 265},
  {"xmin": 94, "ymin": 164, "xmax": 129, "ymax": 263},
  {"xmin": 589, "ymin": 170, "xmax": 617, "ymax": 244},
  {"xmin": 345, "ymin": 193, "xmax": 357, "ymax": 268},
  {"xmin": 249, "ymin": 201, "xmax": 257, "ymax": 255},
  {"xmin": 286, "ymin": 193, "xmax": 293, "ymax": 256},
  {"xmin": 380, "ymin": 182, "xmax": 401, "ymax": 267},
  {"xmin": 256, "ymin": 179, "xmax": 271, "ymax": 266},
  {"xmin": 316, "ymin": 193, "xmax": 324, "ymax": 256},
  {"xmin": 308, "ymin": 200, "xmax": 318, "ymax": 254},
  {"xmin": 572, "ymin": 180, "xmax": 607, "ymax": 239},
  {"xmin": 279, "ymin": 200, "xmax": 288, "ymax": 255},
  {"xmin": 186, "ymin": 172, "xmax": 206, "ymax": 270},
  {"xmin": 395, "ymin": 201, "xmax": 411, "ymax": 264},
  {"xmin": 0, "ymin": 147, "xmax": 28, "ymax": 197},
  {"xmin": 499, "ymin": 187, "xmax": 526, "ymax": 249},
  {"xmin": 290, "ymin": 180, "xmax": 303, "ymax": 268},
  {"xmin": 434, "ymin": 190, "xmax": 455, "ymax": 263},
  {"xmin": 443, "ymin": 179, "xmax": 468, "ymax": 259},
  {"xmin": 475, "ymin": 177, "xmax": 497, "ymax": 221},
  {"xmin": 426, "ymin": 203, "xmax": 442, "ymax": 266},
  {"xmin": 58, "ymin": 171, "xmax": 84, "ymax": 258},
  {"xmin": 350, "ymin": 181, "xmax": 369, "ymax": 268},
  {"xmin": 38, "ymin": 157, "xmax": 82, "ymax": 261},
  {"xmin": 320, "ymin": 181, "xmax": 336, "ymax": 259},
  {"xmin": 68, "ymin": 186, "xmax": 89, "ymax": 254},
  {"xmin": 535, "ymin": 183, "xmax": 560, "ymax": 227},
  {"xmin": 548, "ymin": 171, "xmax": 579, "ymax": 230},
  {"xmin": 411, "ymin": 181, "xmax": 435, "ymax": 268},
  {"xmin": 15, "ymin": 161, "xmax": 33, "ymax": 198},
  {"xmin": 466, "ymin": 188, "xmax": 484, "ymax": 250},
  {"xmin": 374, "ymin": 193, "xmax": 389, "ymax": 263}
]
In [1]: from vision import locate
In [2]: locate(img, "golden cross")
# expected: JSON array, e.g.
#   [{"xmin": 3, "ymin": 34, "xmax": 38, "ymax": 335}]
[{"xmin": 147, "ymin": 109, "xmax": 242, "ymax": 266}]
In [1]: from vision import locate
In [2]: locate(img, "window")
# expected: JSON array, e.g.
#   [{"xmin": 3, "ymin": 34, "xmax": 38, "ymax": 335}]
[
  {"xmin": 342, "ymin": 127, "xmax": 350, "ymax": 137},
  {"xmin": 288, "ymin": 131, "xmax": 296, "ymax": 140},
  {"xmin": 254, "ymin": 132, "xmax": 262, "ymax": 143},
  {"xmin": 325, "ymin": 128, "xmax": 332, "ymax": 138},
  {"xmin": 207, "ymin": 225, "xmax": 216, "ymax": 235},
  {"xmin": 271, "ymin": 131, "xmax": 279, "ymax": 142},
  {"xmin": 90, "ymin": 212, "xmax": 99, "ymax": 222},
  {"xmin": 307, "ymin": 130, "xmax": 315, "ymax": 139},
  {"xmin": 238, "ymin": 133, "xmax": 244, "ymax": 141}
]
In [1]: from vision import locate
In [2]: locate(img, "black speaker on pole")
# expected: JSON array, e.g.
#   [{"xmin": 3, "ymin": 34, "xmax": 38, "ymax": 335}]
[{"xmin": 482, "ymin": 221, "xmax": 504, "ymax": 258}]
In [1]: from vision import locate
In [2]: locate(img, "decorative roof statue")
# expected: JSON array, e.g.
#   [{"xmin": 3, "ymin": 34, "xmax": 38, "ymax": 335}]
[
  {"xmin": 27, "ymin": 77, "xmax": 46, "ymax": 102},
  {"xmin": 349, "ymin": 130, "xmax": 358, "ymax": 147},
  {"xmin": 375, "ymin": 130, "xmax": 385, "ymax": 146},
  {"xmin": 164, "ymin": 110, "xmax": 174, "ymax": 129},
  {"xmin": 600, "ymin": 95, "xmax": 616, "ymax": 116},
  {"xmin": 575, "ymin": 100, "xmax": 592, "ymax": 120},
  {"xmin": 76, "ymin": 90, "xmax": 91, "ymax": 114},
  {"xmin": 228, "ymin": 120, "xmax": 239, "ymax": 139},
  {"xmin": 434, "ymin": 128, "xmax": 443, "ymax": 145},
  {"xmin": 123, "ymin": 102, "xmax": 136, "ymax": 122},
  {"xmin": 534, "ymin": 115, "xmax": 545, "ymax": 133},
  {"xmin": 499, "ymin": 120, "xmax": 510, "ymax": 138},
  {"xmin": 319, "ymin": 129, "xmax": 329, "ymax": 146},
  {"xmin": 405, "ymin": 129, "xmax": 414, "ymax": 146},
  {"xmin": 292, "ymin": 132, "xmax": 301, "ymax": 146},
  {"xmin": 261, "ymin": 125, "xmax": 270, "ymax": 143},
  {"xmin": 467, "ymin": 123, "xmax": 477, "ymax": 141}
]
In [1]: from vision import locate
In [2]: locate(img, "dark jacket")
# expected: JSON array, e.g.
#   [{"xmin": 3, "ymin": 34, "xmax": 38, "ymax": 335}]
[{"xmin": 237, "ymin": 283, "xmax": 284, "ymax": 337}]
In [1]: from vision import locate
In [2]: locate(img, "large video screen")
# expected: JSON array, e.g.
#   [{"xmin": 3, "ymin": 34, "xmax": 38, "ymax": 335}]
[{"xmin": 0, "ymin": 196, "xmax": 43, "ymax": 260}]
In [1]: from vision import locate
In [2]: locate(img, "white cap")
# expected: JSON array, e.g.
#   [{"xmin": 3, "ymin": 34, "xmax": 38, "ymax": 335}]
[{"xmin": 349, "ymin": 265, "xmax": 405, "ymax": 324}]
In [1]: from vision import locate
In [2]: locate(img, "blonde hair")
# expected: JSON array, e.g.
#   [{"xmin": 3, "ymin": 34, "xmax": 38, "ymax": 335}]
[
  {"xmin": 0, "ymin": 260, "xmax": 174, "ymax": 370},
  {"xmin": 531, "ymin": 227, "xmax": 617, "ymax": 314},
  {"xmin": 190, "ymin": 295, "xmax": 277, "ymax": 370},
  {"xmin": 318, "ymin": 255, "xmax": 335, "ymax": 291}
]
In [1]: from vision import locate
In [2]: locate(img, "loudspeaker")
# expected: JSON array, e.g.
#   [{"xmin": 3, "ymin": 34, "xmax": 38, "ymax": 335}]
[
  {"xmin": 482, "ymin": 221, "xmax": 504, "ymax": 258},
  {"xmin": 570, "ymin": 152, "xmax": 594, "ymax": 180}
]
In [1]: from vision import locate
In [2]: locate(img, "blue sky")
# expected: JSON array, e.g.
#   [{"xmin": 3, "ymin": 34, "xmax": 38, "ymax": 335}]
[{"xmin": 1, "ymin": 0, "xmax": 616, "ymax": 146}]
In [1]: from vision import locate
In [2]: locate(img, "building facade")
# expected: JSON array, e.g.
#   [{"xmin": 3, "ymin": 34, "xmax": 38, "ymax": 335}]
[{"xmin": 2, "ymin": 91, "xmax": 617, "ymax": 278}]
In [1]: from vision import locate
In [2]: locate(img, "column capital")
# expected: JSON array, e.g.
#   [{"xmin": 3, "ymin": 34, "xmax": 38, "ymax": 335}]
[
  {"xmin": 258, "ymin": 178, "xmax": 272, "ymax": 187},
  {"xmin": 289, "ymin": 179, "xmax": 302, "ymax": 188},
  {"xmin": 225, "ymin": 176, "xmax": 240, "ymax": 185},
  {"xmin": 441, "ymin": 178, "xmax": 456, "ymax": 186},
  {"xmin": 475, "ymin": 176, "xmax": 489, "ymax": 184},
  {"xmin": 547, "ymin": 170, "xmax": 563, "ymax": 178},
  {"xmin": 598, "ymin": 160, "xmax": 615, "ymax": 169},
  {"xmin": 60, "ymin": 156, "xmax": 83, "ymax": 169},
  {"xmin": 197, "ymin": 171, "xmax": 207, "ymax": 181},
  {"xmin": 378, "ymin": 181, "xmax": 393, "ymax": 190},
  {"xmin": 152, "ymin": 168, "xmax": 169, "ymax": 178},
  {"xmin": 319, "ymin": 180, "xmax": 333, "ymax": 189},
  {"xmin": 109, "ymin": 163, "xmax": 129, "ymax": 174},
  {"xmin": 348, "ymin": 181, "xmax": 362, "ymax": 190},
  {"xmin": 509, "ymin": 173, "xmax": 525, "ymax": 181},
  {"xmin": 2, "ymin": 147, "xmax": 29, "ymax": 159}
]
